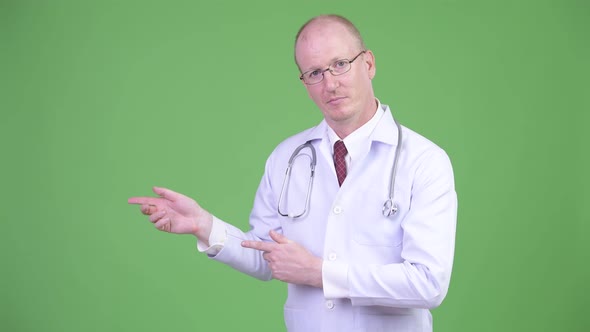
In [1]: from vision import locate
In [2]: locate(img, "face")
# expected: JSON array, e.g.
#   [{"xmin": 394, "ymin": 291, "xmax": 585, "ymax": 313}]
[{"xmin": 295, "ymin": 20, "xmax": 376, "ymax": 134}]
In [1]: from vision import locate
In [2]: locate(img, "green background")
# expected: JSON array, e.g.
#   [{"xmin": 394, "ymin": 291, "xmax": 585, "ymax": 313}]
[{"xmin": 1, "ymin": 0, "xmax": 588, "ymax": 331}]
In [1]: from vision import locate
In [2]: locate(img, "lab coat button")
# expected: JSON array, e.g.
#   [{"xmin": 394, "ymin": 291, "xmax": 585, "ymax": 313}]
[
  {"xmin": 328, "ymin": 253, "xmax": 337, "ymax": 261},
  {"xmin": 333, "ymin": 206, "xmax": 342, "ymax": 214},
  {"xmin": 326, "ymin": 300, "xmax": 334, "ymax": 309}
]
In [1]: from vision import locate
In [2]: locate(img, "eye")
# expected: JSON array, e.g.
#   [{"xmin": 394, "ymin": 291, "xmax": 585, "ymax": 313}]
[
  {"xmin": 308, "ymin": 70, "xmax": 322, "ymax": 78},
  {"xmin": 334, "ymin": 60, "xmax": 348, "ymax": 69}
]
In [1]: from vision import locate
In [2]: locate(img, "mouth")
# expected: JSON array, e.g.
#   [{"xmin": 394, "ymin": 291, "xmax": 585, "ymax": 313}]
[{"xmin": 327, "ymin": 96, "xmax": 346, "ymax": 105}]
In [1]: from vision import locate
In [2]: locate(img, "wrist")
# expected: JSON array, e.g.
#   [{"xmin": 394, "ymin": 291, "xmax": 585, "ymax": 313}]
[
  {"xmin": 311, "ymin": 257, "xmax": 324, "ymax": 288},
  {"xmin": 193, "ymin": 212, "xmax": 213, "ymax": 243}
]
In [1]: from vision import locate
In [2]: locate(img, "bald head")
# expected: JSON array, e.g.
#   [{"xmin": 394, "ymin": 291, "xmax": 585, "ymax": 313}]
[
  {"xmin": 294, "ymin": 15, "xmax": 366, "ymax": 69},
  {"xmin": 292, "ymin": 15, "xmax": 377, "ymax": 138}
]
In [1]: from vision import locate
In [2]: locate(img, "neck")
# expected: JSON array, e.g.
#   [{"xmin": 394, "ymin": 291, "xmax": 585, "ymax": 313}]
[{"xmin": 330, "ymin": 98, "xmax": 378, "ymax": 139}]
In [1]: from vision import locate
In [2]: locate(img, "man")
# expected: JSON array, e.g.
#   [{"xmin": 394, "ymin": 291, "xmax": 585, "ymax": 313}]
[{"xmin": 129, "ymin": 15, "xmax": 457, "ymax": 332}]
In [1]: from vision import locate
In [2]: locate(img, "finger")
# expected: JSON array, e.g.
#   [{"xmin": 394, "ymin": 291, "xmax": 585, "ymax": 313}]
[
  {"xmin": 241, "ymin": 240, "xmax": 275, "ymax": 252},
  {"xmin": 141, "ymin": 204, "xmax": 158, "ymax": 215},
  {"xmin": 149, "ymin": 209, "xmax": 167, "ymax": 223},
  {"xmin": 269, "ymin": 230, "xmax": 291, "ymax": 244},
  {"xmin": 262, "ymin": 252, "xmax": 272, "ymax": 263},
  {"xmin": 153, "ymin": 186, "xmax": 184, "ymax": 202},
  {"xmin": 154, "ymin": 217, "xmax": 172, "ymax": 232},
  {"xmin": 128, "ymin": 196, "xmax": 162, "ymax": 206}
]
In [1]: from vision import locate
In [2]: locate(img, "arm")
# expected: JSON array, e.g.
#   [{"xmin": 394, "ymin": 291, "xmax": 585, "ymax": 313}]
[
  {"xmin": 235, "ymin": 150, "xmax": 324, "ymax": 286},
  {"xmin": 128, "ymin": 186, "xmax": 275, "ymax": 281},
  {"xmin": 242, "ymin": 230, "xmax": 323, "ymax": 287},
  {"xmin": 128, "ymin": 186, "xmax": 214, "ymax": 245}
]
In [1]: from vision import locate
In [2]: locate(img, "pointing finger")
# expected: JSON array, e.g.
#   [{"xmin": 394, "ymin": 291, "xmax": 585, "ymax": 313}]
[
  {"xmin": 269, "ymin": 230, "xmax": 291, "ymax": 244},
  {"xmin": 128, "ymin": 196, "xmax": 162, "ymax": 206},
  {"xmin": 241, "ymin": 240, "xmax": 276, "ymax": 252}
]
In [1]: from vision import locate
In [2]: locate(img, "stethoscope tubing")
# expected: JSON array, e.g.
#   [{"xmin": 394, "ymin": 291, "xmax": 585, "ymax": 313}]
[
  {"xmin": 277, "ymin": 117, "xmax": 402, "ymax": 219},
  {"xmin": 277, "ymin": 141, "xmax": 316, "ymax": 218},
  {"xmin": 382, "ymin": 118, "xmax": 402, "ymax": 217}
]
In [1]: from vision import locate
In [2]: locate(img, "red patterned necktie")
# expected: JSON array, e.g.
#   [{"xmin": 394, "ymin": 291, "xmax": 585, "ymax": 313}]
[{"xmin": 333, "ymin": 140, "xmax": 348, "ymax": 186}]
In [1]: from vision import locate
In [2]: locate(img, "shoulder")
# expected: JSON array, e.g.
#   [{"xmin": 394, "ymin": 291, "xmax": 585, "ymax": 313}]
[
  {"xmin": 270, "ymin": 122, "xmax": 324, "ymax": 157},
  {"xmin": 401, "ymin": 125, "xmax": 448, "ymax": 158},
  {"xmin": 260, "ymin": 123, "xmax": 324, "ymax": 172},
  {"xmin": 399, "ymin": 125, "xmax": 454, "ymax": 178}
]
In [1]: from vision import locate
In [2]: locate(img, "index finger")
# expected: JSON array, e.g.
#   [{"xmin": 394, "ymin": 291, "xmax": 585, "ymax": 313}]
[
  {"xmin": 241, "ymin": 240, "xmax": 277, "ymax": 252},
  {"xmin": 127, "ymin": 196, "xmax": 163, "ymax": 206}
]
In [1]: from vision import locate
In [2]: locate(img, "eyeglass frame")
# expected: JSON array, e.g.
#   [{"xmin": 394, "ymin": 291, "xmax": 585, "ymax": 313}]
[{"xmin": 299, "ymin": 50, "xmax": 367, "ymax": 85}]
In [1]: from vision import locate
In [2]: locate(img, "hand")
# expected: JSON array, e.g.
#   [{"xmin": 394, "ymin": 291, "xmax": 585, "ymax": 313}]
[
  {"xmin": 241, "ymin": 230, "xmax": 323, "ymax": 287},
  {"xmin": 128, "ymin": 186, "xmax": 213, "ymax": 243}
]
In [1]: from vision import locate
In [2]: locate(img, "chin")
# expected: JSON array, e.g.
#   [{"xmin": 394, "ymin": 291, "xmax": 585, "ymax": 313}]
[{"xmin": 325, "ymin": 110, "xmax": 353, "ymax": 123}]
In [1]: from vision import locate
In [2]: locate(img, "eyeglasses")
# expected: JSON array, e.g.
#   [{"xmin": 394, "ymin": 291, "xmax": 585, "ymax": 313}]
[{"xmin": 299, "ymin": 50, "xmax": 366, "ymax": 85}]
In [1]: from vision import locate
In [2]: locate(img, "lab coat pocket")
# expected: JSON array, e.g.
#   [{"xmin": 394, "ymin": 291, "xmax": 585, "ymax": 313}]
[
  {"xmin": 352, "ymin": 215, "xmax": 403, "ymax": 247},
  {"xmin": 284, "ymin": 306, "xmax": 311, "ymax": 331},
  {"xmin": 354, "ymin": 306, "xmax": 421, "ymax": 332}
]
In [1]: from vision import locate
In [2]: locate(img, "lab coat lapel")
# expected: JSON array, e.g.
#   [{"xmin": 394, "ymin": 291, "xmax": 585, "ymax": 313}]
[
  {"xmin": 302, "ymin": 120, "xmax": 339, "ymax": 185},
  {"xmin": 370, "ymin": 104, "xmax": 400, "ymax": 146}
]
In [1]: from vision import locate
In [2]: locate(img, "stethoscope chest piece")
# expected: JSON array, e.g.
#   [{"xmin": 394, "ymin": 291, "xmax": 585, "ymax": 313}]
[{"xmin": 382, "ymin": 199, "xmax": 398, "ymax": 217}]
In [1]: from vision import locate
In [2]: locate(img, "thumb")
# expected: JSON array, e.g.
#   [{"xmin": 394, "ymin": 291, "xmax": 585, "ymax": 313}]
[
  {"xmin": 269, "ymin": 229, "xmax": 291, "ymax": 244},
  {"xmin": 153, "ymin": 186, "xmax": 180, "ymax": 201}
]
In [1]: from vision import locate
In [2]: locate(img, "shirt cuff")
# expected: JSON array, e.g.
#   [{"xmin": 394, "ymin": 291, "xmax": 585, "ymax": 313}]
[
  {"xmin": 322, "ymin": 260, "xmax": 349, "ymax": 299},
  {"xmin": 196, "ymin": 215, "xmax": 227, "ymax": 257}
]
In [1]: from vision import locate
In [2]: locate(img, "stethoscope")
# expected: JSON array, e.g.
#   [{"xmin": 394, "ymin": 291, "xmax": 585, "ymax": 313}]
[{"xmin": 277, "ymin": 117, "xmax": 403, "ymax": 219}]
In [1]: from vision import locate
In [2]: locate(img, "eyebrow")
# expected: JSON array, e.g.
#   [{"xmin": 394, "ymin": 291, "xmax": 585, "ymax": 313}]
[{"xmin": 304, "ymin": 55, "xmax": 347, "ymax": 72}]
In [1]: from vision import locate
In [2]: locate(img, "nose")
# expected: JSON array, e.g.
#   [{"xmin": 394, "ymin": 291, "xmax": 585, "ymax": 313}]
[{"xmin": 322, "ymin": 70, "xmax": 340, "ymax": 91}]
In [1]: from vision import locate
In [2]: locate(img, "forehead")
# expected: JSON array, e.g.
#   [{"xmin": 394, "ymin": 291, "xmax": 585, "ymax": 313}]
[{"xmin": 295, "ymin": 21, "xmax": 358, "ymax": 70}]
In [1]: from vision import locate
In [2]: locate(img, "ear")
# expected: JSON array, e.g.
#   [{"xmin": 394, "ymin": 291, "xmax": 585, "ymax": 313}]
[{"xmin": 364, "ymin": 50, "xmax": 376, "ymax": 80}]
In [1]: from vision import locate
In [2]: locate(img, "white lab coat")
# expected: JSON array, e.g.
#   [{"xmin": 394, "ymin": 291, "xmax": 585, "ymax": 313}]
[{"xmin": 212, "ymin": 104, "xmax": 457, "ymax": 332}]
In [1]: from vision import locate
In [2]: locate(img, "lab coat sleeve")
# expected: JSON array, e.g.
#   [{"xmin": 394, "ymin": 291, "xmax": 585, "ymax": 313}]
[
  {"xmin": 323, "ymin": 148, "xmax": 457, "ymax": 309},
  {"xmin": 196, "ymin": 216, "xmax": 228, "ymax": 256},
  {"xmin": 204, "ymin": 155, "xmax": 280, "ymax": 281},
  {"xmin": 208, "ymin": 219, "xmax": 273, "ymax": 281}
]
